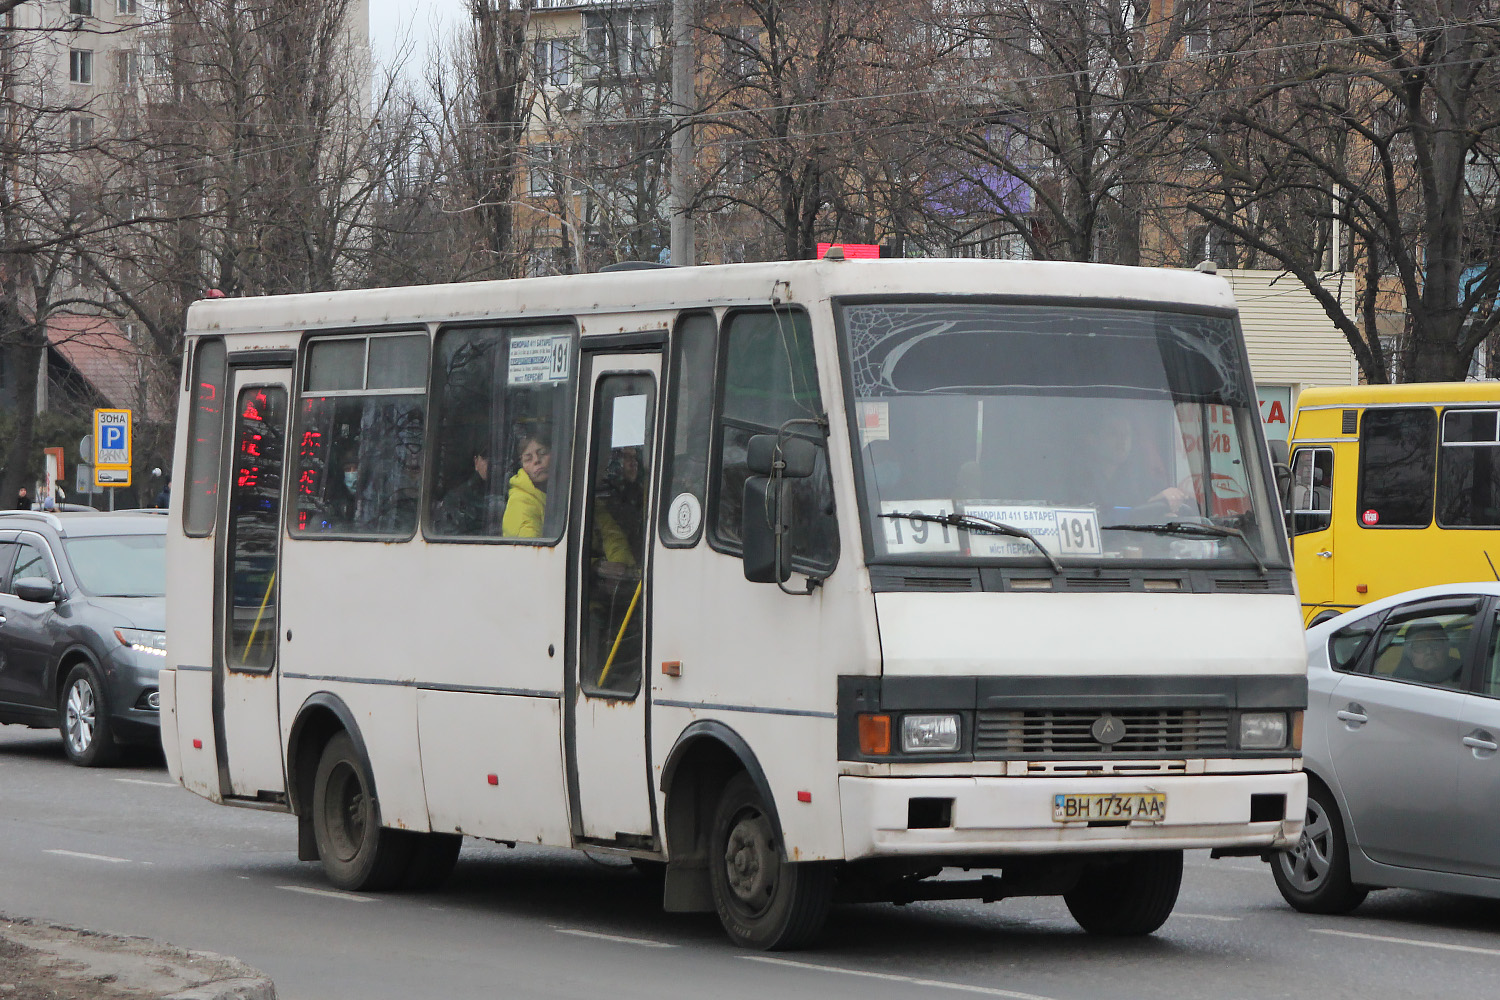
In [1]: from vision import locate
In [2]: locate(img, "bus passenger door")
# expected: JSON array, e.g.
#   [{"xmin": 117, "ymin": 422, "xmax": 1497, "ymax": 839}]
[
  {"xmin": 1290, "ymin": 446, "xmax": 1335, "ymax": 620},
  {"xmin": 566, "ymin": 351, "xmax": 660, "ymax": 845},
  {"xmin": 215, "ymin": 369, "xmax": 291, "ymax": 801}
]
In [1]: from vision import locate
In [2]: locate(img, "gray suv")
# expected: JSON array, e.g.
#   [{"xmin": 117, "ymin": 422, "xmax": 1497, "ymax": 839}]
[{"xmin": 0, "ymin": 510, "xmax": 166, "ymax": 765}]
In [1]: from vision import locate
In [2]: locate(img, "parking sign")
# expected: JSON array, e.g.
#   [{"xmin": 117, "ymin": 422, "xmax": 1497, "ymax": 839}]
[{"xmin": 93, "ymin": 409, "xmax": 132, "ymax": 488}]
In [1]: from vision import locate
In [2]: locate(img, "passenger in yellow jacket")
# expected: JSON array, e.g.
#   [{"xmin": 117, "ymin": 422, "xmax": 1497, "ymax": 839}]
[{"xmin": 502, "ymin": 433, "xmax": 635, "ymax": 566}]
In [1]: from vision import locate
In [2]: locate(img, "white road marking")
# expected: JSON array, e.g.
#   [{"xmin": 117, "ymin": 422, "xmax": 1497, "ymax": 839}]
[
  {"xmin": 1174, "ymin": 912, "xmax": 1241, "ymax": 922},
  {"xmin": 114, "ymin": 777, "xmax": 175, "ymax": 787},
  {"xmin": 740, "ymin": 955, "xmax": 1058, "ymax": 999},
  {"xmin": 1312, "ymin": 928, "xmax": 1500, "ymax": 957},
  {"xmin": 45, "ymin": 849, "xmax": 131, "ymax": 864},
  {"xmin": 277, "ymin": 885, "xmax": 377, "ymax": 903},
  {"xmin": 551, "ymin": 927, "xmax": 676, "ymax": 948}
]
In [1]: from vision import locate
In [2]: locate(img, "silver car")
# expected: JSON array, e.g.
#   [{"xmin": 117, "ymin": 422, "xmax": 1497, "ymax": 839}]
[{"xmin": 1273, "ymin": 582, "xmax": 1500, "ymax": 912}]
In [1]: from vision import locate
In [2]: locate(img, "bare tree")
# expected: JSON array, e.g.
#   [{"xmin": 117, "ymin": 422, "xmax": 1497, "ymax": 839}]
[{"xmin": 1178, "ymin": 0, "xmax": 1500, "ymax": 382}]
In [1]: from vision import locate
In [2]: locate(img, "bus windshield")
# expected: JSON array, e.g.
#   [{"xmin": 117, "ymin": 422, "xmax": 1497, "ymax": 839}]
[{"xmin": 840, "ymin": 300, "xmax": 1283, "ymax": 570}]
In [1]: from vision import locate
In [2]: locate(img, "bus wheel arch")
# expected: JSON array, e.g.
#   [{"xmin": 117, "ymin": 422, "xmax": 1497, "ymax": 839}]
[
  {"xmin": 659, "ymin": 721, "xmax": 781, "ymax": 914},
  {"xmin": 287, "ymin": 695, "xmax": 378, "ymax": 862},
  {"xmin": 661, "ymin": 721, "xmax": 833, "ymax": 948}
]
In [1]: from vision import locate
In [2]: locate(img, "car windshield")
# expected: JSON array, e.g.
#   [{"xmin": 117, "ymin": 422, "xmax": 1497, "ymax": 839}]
[
  {"xmin": 840, "ymin": 300, "xmax": 1284, "ymax": 569},
  {"xmin": 62, "ymin": 533, "xmax": 166, "ymax": 597}
]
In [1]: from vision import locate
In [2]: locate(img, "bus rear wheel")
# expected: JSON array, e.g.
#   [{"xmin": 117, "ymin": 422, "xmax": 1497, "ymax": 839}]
[
  {"xmin": 1064, "ymin": 850, "xmax": 1183, "ymax": 936},
  {"xmin": 311, "ymin": 732, "xmax": 414, "ymax": 892},
  {"xmin": 708, "ymin": 772, "xmax": 833, "ymax": 950}
]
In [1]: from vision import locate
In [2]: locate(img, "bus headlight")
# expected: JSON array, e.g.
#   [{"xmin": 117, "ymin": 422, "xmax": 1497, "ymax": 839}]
[
  {"xmin": 901, "ymin": 714, "xmax": 960, "ymax": 753},
  {"xmin": 1239, "ymin": 712, "xmax": 1288, "ymax": 750}
]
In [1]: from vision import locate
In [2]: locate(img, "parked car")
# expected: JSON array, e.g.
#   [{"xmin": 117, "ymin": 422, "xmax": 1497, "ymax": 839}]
[
  {"xmin": 0, "ymin": 510, "xmax": 166, "ymax": 765},
  {"xmin": 1273, "ymin": 582, "xmax": 1500, "ymax": 912}
]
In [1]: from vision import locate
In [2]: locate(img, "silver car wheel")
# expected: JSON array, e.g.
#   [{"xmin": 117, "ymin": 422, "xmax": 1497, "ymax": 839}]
[
  {"xmin": 1278, "ymin": 795, "xmax": 1333, "ymax": 892},
  {"xmin": 64, "ymin": 677, "xmax": 96, "ymax": 755}
]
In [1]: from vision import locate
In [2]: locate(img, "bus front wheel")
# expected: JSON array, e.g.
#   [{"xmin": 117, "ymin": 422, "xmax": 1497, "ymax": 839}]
[
  {"xmin": 311, "ymin": 732, "xmax": 414, "ymax": 891},
  {"xmin": 708, "ymin": 772, "xmax": 833, "ymax": 950},
  {"xmin": 1064, "ymin": 850, "xmax": 1183, "ymax": 935}
]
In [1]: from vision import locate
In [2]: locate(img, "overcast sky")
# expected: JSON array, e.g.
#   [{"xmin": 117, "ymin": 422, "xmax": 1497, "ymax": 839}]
[{"xmin": 368, "ymin": 0, "xmax": 467, "ymax": 74}]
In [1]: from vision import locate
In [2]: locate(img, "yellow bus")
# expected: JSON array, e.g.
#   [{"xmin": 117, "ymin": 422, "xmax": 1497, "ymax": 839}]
[{"xmin": 1288, "ymin": 382, "xmax": 1500, "ymax": 624}]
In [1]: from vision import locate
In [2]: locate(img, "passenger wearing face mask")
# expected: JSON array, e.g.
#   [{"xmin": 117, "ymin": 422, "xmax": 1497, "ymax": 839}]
[{"xmin": 323, "ymin": 459, "xmax": 360, "ymax": 530}]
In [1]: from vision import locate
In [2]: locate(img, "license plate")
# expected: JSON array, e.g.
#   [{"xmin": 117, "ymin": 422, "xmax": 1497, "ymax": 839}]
[{"xmin": 1052, "ymin": 792, "xmax": 1167, "ymax": 823}]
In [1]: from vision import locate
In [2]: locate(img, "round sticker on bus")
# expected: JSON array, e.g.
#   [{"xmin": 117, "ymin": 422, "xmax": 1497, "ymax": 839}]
[
  {"xmin": 1362, "ymin": 509, "xmax": 1379, "ymax": 525},
  {"xmin": 669, "ymin": 493, "xmax": 702, "ymax": 540}
]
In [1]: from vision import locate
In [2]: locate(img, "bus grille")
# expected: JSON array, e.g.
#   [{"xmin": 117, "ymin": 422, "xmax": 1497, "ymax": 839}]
[{"xmin": 974, "ymin": 708, "xmax": 1232, "ymax": 756}]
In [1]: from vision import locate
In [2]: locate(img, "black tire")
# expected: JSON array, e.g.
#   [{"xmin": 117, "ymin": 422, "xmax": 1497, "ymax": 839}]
[
  {"xmin": 311, "ymin": 732, "xmax": 414, "ymax": 891},
  {"xmin": 1064, "ymin": 851, "xmax": 1183, "ymax": 936},
  {"xmin": 58, "ymin": 664, "xmax": 118, "ymax": 767},
  {"xmin": 402, "ymin": 832, "xmax": 463, "ymax": 891},
  {"xmin": 708, "ymin": 772, "xmax": 833, "ymax": 950},
  {"xmin": 1271, "ymin": 782, "xmax": 1369, "ymax": 914}
]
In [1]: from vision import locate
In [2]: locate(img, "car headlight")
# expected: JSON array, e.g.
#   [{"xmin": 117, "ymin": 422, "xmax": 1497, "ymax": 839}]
[
  {"xmin": 1239, "ymin": 711, "xmax": 1288, "ymax": 750},
  {"xmin": 901, "ymin": 714, "xmax": 960, "ymax": 753},
  {"xmin": 115, "ymin": 628, "xmax": 166, "ymax": 658}
]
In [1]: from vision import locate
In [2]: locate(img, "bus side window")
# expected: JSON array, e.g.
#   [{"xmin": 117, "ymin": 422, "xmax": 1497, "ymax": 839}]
[
  {"xmin": 293, "ymin": 333, "xmax": 428, "ymax": 538},
  {"xmin": 1290, "ymin": 447, "xmax": 1333, "ymax": 534},
  {"xmin": 1357, "ymin": 407, "xmax": 1436, "ymax": 528},
  {"xmin": 426, "ymin": 323, "xmax": 576, "ymax": 542},
  {"xmin": 709, "ymin": 308, "xmax": 838, "ymax": 574},
  {"xmin": 659, "ymin": 311, "xmax": 715, "ymax": 548},
  {"xmin": 1437, "ymin": 408, "xmax": 1500, "ymax": 527},
  {"xmin": 183, "ymin": 338, "xmax": 227, "ymax": 537}
]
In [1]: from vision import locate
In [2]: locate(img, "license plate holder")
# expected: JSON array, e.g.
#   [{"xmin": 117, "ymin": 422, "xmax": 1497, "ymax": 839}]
[{"xmin": 1052, "ymin": 792, "xmax": 1167, "ymax": 823}]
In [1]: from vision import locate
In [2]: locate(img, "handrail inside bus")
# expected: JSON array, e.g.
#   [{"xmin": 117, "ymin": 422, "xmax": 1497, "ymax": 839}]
[{"xmin": 596, "ymin": 580, "xmax": 643, "ymax": 687}]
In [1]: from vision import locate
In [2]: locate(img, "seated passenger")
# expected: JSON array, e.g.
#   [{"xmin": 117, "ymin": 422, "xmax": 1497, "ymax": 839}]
[
  {"xmin": 503, "ymin": 430, "xmax": 635, "ymax": 567},
  {"xmin": 434, "ymin": 451, "xmax": 500, "ymax": 535},
  {"xmin": 1392, "ymin": 624, "xmax": 1461, "ymax": 687}
]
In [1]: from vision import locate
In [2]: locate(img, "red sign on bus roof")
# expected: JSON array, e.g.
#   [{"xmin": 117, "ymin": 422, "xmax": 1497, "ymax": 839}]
[{"xmin": 816, "ymin": 243, "xmax": 881, "ymax": 259}]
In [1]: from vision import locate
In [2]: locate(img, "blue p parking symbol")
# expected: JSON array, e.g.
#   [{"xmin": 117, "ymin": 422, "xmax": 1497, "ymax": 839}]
[{"xmin": 101, "ymin": 425, "xmax": 125, "ymax": 451}]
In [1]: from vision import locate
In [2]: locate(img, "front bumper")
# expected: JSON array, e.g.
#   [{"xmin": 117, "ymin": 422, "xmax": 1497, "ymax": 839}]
[
  {"xmin": 103, "ymin": 649, "xmax": 162, "ymax": 742},
  {"xmin": 839, "ymin": 771, "xmax": 1306, "ymax": 860}
]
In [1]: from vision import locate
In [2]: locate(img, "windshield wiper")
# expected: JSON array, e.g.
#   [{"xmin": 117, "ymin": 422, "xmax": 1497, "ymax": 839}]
[
  {"xmin": 1101, "ymin": 521, "xmax": 1266, "ymax": 575},
  {"xmin": 879, "ymin": 511, "xmax": 1063, "ymax": 575}
]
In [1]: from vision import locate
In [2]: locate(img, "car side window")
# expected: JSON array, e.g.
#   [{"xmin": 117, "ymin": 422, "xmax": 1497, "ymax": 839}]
[
  {"xmin": 1480, "ymin": 611, "xmax": 1500, "ymax": 698},
  {"xmin": 1366, "ymin": 607, "xmax": 1477, "ymax": 691},
  {"xmin": 1328, "ymin": 611, "xmax": 1382, "ymax": 672},
  {"xmin": 0, "ymin": 541, "xmax": 17, "ymax": 592},
  {"xmin": 11, "ymin": 539, "xmax": 52, "ymax": 583}
]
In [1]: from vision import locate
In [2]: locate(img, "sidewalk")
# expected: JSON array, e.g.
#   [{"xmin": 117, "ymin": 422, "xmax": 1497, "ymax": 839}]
[{"xmin": 0, "ymin": 916, "xmax": 275, "ymax": 1000}]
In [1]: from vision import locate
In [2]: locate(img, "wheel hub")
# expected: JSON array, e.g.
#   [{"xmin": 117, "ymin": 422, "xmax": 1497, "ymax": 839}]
[
  {"xmin": 723, "ymin": 809, "xmax": 778, "ymax": 909},
  {"xmin": 65, "ymin": 679, "xmax": 95, "ymax": 753},
  {"xmin": 324, "ymin": 762, "xmax": 367, "ymax": 863},
  {"xmin": 1279, "ymin": 798, "xmax": 1333, "ymax": 892}
]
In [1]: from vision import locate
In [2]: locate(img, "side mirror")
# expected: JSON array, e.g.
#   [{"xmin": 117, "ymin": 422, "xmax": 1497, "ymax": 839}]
[
  {"xmin": 746, "ymin": 434, "xmax": 816, "ymax": 478},
  {"xmin": 741, "ymin": 476, "xmax": 790, "ymax": 583},
  {"xmin": 14, "ymin": 577, "xmax": 59, "ymax": 604},
  {"xmin": 1267, "ymin": 440, "xmax": 1295, "ymax": 546}
]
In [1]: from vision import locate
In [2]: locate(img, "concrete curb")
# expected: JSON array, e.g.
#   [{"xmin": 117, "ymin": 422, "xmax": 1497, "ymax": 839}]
[
  {"xmin": 163, "ymin": 976, "xmax": 277, "ymax": 1000},
  {"xmin": 0, "ymin": 914, "xmax": 277, "ymax": 1000}
]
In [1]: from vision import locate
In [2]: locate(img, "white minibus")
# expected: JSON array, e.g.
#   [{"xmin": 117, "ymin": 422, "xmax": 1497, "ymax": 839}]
[{"xmin": 161, "ymin": 258, "xmax": 1306, "ymax": 949}]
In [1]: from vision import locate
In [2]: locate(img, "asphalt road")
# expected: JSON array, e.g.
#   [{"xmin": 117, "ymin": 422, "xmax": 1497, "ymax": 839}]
[{"xmin": 3, "ymin": 724, "xmax": 1499, "ymax": 1000}]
